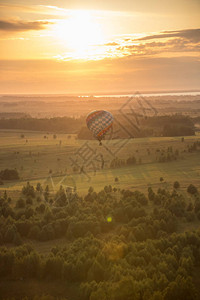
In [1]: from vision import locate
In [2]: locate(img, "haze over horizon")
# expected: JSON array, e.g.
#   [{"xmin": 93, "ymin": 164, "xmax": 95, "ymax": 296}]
[{"xmin": 0, "ymin": 0, "xmax": 200, "ymax": 94}]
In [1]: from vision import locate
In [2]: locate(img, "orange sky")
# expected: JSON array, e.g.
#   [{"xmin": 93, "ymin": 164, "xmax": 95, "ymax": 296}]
[{"xmin": 0, "ymin": 0, "xmax": 200, "ymax": 94}]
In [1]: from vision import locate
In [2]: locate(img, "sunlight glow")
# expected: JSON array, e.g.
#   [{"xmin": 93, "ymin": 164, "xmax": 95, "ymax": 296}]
[{"xmin": 53, "ymin": 10, "xmax": 105, "ymax": 58}]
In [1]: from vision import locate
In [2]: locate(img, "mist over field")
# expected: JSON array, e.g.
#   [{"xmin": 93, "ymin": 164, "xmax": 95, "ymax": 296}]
[{"xmin": 0, "ymin": 93, "xmax": 200, "ymax": 118}]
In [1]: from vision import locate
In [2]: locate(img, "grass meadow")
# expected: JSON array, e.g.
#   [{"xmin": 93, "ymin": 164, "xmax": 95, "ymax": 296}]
[{"xmin": 0, "ymin": 129, "xmax": 200, "ymax": 196}]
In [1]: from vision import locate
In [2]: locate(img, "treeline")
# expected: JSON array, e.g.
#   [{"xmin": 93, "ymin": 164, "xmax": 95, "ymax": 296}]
[
  {"xmin": 0, "ymin": 114, "xmax": 195, "ymax": 138},
  {"xmin": 143, "ymin": 114, "xmax": 195, "ymax": 137},
  {"xmin": 145, "ymin": 114, "xmax": 194, "ymax": 127},
  {"xmin": 110, "ymin": 146, "xmax": 183, "ymax": 169},
  {"xmin": 163, "ymin": 124, "xmax": 194, "ymax": 137},
  {"xmin": 110, "ymin": 155, "xmax": 137, "ymax": 168},
  {"xmin": 0, "ymin": 117, "xmax": 85, "ymax": 133},
  {"xmin": 78, "ymin": 114, "xmax": 195, "ymax": 139},
  {"xmin": 0, "ymin": 169, "xmax": 19, "ymax": 181},
  {"xmin": 156, "ymin": 142, "xmax": 200, "ymax": 163},
  {"xmin": 0, "ymin": 112, "xmax": 30, "ymax": 119},
  {"xmin": 157, "ymin": 146, "xmax": 180, "ymax": 163}
]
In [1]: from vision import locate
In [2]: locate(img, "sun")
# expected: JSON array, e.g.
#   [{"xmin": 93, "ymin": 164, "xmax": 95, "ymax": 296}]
[
  {"xmin": 53, "ymin": 10, "xmax": 105, "ymax": 58},
  {"xmin": 67, "ymin": 10, "xmax": 103, "ymax": 49}
]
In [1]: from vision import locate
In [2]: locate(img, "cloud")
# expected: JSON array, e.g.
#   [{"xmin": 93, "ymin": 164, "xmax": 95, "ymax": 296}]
[
  {"xmin": 104, "ymin": 42, "xmax": 119, "ymax": 46},
  {"xmin": 119, "ymin": 38, "xmax": 200, "ymax": 57},
  {"xmin": 0, "ymin": 20, "xmax": 53, "ymax": 32},
  {"xmin": 137, "ymin": 28, "xmax": 200, "ymax": 42},
  {"xmin": 0, "ymin": 3, "xmax": 126, "ymax": 19},
  {"xmin": 0, "ymin": 3, "xmax": 38, "ymax": 13},
  {"xmin": 0, "ymin": 3, "xmax": 68, "ymax": 16},
  {"xmin": 98, "ymin": 28, "xmax": 200, "ymax": 59}
]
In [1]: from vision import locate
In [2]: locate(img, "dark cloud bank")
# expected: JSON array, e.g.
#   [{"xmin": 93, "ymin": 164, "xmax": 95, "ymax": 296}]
[{"xmin": 0, "ymin": 20, "xmax": 52, "ymax": 32}]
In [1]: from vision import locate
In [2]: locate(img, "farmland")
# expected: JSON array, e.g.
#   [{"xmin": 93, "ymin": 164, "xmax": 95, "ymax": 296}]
[{"xmin": 0, "ymin": 129, "xmax": 200, "ymax": 196}]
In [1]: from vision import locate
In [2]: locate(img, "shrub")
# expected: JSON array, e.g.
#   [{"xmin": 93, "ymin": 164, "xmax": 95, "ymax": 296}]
[
  {"xmin": 185, "ymin": 212, "xmax": 195, "ymax": 222},
  {"xmin": 197, "ymin": 211, "xmax": 200, "ymax": 220},
  {"xmin": 127, "ymin": 156, "xmax": 136, "ymax": 165},
  {"xmin": 13, "ymin": 232, "xmax": 22, "ymax": 246},
  {"xmin": 16, "ymin": 198, "xmax": 25, "ymax": 208},
  {"xmin": 187, "ymin": 184, "xmax": 198, "ymax": 195},
  {"xmin": 4, "ymin": 225, "xmax": 16, "ymax": 243},
  {"xmin": 0, "ymin": 169, "xmax": 19, "ymax": 180},
  {"xmin": 25, "ymin": 207, "xmax": 34, "ymax": 218},
  {"xmin": 28, "ymin": 225, "xmax": 40, "ymax": 239},
  {"xmin": 173, "ymin": 181, "xmax": 180, "ymax": 189},
  {"xmin": 38, "ymin": 203, "xmax": 46, "ymax": 213},
  {"xmin": 22, "ymin": 182, "xmax": 35, "ymax": 198},
  {"xmin": 26, "ymin": 197, "xmax": 33, "ymax": 205},
  {"xmin": 194, "ymin": 199, "xmax": 200, "ymax": 214}
]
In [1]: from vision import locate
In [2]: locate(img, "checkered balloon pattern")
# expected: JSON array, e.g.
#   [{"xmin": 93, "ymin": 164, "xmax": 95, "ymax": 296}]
[{"xmin": 86, "ymin": 110, "xmax": 114, "ymax": 139}]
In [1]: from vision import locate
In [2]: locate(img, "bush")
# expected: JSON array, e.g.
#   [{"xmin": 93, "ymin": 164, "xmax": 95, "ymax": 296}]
[
  {"xmin": 22, "ymin": 182, "xmax": 35, "ymax": 198},
  {"xmin": 4, "ymin": 225, "xmax": 16, "ymax": 243},
  {"xmin": 25, "ymin": 207, "xmax": 34, "ymax": 218},
  {"xmin": 26, "ymin": 197, "xmax": 33, "ymax": 205},
  {"xmin": 28, "ymin": 225, "xmax": 41, "ymax": 239},
  {"xmin": 173, "ymin": 181, "xmax": 180, "ymax": 189},
  {"xmin": 185, "ymin": 212, "xmax": 195, "ymax": 222},
  {"xmin": 37, "ymin": 196, "xmax": 42, "ymax": 202},
  {"xmin": 194, "ymin": 199, "xmax": 200, "ymax": 214},
  {"xmin": 187, "ymin": 184, "xmax": 198, "ymax": 195},
  {"xmin": 16, "ymin": 198, "xmax": 25, "ymax": 208},
  {"xmin": 38, "ymin": 203, "xmax": 46, "ymax": 213},
  {"xmin": 127, "ymin": 156, "xmax": 136, "ymax": 165},
  {"xmin": 0, "ymin": 169, "xmax": 19, "ymax": 180},
  {"xmin": 197, "ymin": 211, "xmax": 200, "ymax": 220},
  {"xmin": 13, "ymin": 232, "xmax": 22, "ymax": 246}
]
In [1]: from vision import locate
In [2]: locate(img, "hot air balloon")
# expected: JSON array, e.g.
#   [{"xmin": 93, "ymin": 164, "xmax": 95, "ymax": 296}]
[{"xmin": 86, "ymin": 110, "xmax": 114, "ymax": 145}]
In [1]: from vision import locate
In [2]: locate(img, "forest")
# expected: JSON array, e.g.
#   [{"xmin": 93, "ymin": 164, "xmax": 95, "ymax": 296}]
[{"xmin": 0, "ymin": 181, "xmax": 200, "ymax": 299}]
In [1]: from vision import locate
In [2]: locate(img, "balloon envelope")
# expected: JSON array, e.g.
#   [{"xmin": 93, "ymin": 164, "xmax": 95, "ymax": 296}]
[{"xmin": 86, "ymin": 110, "xmax": 113, "ymax": 140}]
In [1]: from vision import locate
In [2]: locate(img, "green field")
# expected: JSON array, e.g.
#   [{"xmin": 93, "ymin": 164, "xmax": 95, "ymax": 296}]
[{"xmin": 0, "ymin": 129, "xmax": 200, "ymax": 196}]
